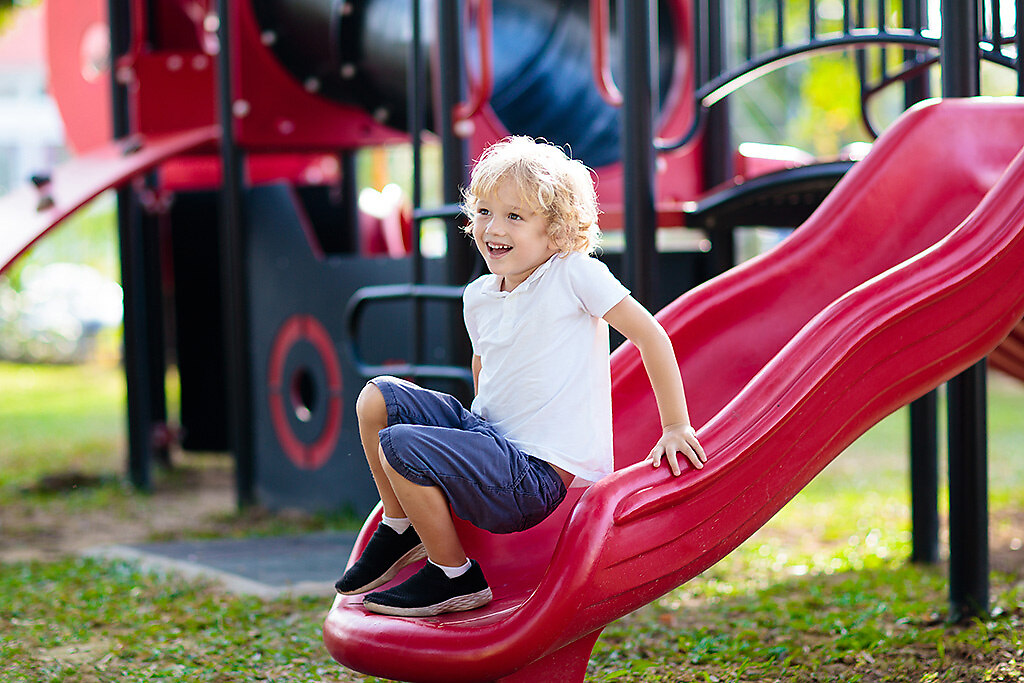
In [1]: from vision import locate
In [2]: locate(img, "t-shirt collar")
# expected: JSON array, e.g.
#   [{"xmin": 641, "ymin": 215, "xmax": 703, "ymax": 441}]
[{"xmin": 481, "ymin": 253, "xmax": 561, "ymax": 297}]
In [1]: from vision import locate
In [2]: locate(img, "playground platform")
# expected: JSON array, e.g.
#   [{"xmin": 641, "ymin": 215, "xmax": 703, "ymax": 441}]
[{"xmin": 83, "ymin": 532, "xmax": 356, "ymax": 598}]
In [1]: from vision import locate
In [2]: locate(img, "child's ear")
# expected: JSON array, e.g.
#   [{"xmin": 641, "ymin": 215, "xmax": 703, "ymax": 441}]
[{"xmin": 546, "ymin": 224, "xmax": 564, "ymax": 252}]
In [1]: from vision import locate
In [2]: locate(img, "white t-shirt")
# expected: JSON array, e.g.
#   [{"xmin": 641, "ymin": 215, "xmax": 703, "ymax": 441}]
[{"xmin": 463, "ymin": 251, "xmax": 630, "ymax": 483}]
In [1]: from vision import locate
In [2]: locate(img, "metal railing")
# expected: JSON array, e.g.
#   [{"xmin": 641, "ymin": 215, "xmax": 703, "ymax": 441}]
[{"xmin": 667, "ymin": 0, "xmax": 1023, "ymax": 149}]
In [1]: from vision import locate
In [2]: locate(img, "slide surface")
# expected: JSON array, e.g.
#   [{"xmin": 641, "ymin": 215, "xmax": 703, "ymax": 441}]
[
  {"xmin": 324, "ymin": 98, "xmax": 1024, "ymax": 683},
  {"xmin": 0, "ymin": 126, "xmax": 218, "ymax": 276}
]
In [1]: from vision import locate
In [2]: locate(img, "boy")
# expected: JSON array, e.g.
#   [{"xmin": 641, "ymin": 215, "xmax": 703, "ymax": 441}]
[{"xmin": 335, "ymin": 136, "xmax": 705, "ymax": 617}]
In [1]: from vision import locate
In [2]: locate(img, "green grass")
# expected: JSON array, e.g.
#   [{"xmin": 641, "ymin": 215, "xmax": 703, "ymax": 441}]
[
  {"xmin": 0, "ymin": 558, "xmax": 349, "ymax": 682},
  {"xmin": 0, "ymin": 362, "xmax": 1022, "ymax": 681},
  {"xmin": 0, "ymin": 362, "xmax": 126, "ymax": 494}
]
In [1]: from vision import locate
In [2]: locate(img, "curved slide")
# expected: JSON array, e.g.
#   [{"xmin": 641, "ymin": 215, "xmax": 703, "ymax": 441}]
[
  {"xmin": 0, "ymin": 126, "xmax": 218, "ymax": 276},
  {"xmin": 324, "ymin": 97, "xmax": 1024, "ymax": 682}
]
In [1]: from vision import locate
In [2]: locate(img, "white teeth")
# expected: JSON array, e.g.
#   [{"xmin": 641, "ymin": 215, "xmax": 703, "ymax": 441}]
[{"xmin": 487, "ymin": 243, "xmax": 511, "ymax": 251}]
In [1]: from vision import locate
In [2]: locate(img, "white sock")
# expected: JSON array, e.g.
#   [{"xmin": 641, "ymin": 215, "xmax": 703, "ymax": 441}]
[
  {"xmin": 429, "ymin": 558, "xmax": 472, "ymax": 579},
  {"xmin": 381, "ymin": 515, "xmax": 411, "ymax": 534}
]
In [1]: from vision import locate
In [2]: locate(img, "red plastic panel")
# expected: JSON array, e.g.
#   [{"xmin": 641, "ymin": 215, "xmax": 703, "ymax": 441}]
[
  {"xmin": 323, "ymin": 98, "xmax": 1024, "ymax": 682},
  {"xmin": 45, "ymin": 0, "xmax": 113, "ymax": 154},
  {"xmin": 130, "ymin": 51, "xmax": 217, "ymax": 135}
]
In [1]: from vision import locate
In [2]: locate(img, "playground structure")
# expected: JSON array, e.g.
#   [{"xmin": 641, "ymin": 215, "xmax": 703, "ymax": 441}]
[{"xmin": 0, "ymin": 0, "xmax": 1023, "ymax": 679}]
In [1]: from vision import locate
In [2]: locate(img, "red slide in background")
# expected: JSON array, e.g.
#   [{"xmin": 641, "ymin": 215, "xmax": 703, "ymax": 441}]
[
  {"xmin": 324, "ymin": 97, "xmax": 1024, "ymax": 682},
  {"xmin": 0, "ymin": 126, "xmax": 218, "ymax": 276}
]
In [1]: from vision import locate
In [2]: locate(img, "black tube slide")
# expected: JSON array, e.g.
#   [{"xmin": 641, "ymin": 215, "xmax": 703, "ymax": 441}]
[{"xmin": 251, "ymin": 0, "xmax": 677, "ymax": 168}]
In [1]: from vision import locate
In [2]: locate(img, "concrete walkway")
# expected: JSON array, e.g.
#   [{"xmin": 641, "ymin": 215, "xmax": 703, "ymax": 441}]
[{"xmin": 84, "ymin": 531, "xmax": 357, "ymax": 598}]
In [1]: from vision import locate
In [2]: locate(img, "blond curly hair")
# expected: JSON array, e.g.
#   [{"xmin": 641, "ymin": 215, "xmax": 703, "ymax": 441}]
[{"xmin": 461, "ymin": 136, "xmax": 601, "ymax": 255}]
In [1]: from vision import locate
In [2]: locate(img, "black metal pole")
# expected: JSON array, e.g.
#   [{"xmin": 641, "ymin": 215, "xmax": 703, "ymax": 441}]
[
  {"xmin": 436, "ymin": 0, "xmax": 471, "ymax": 286},
  {"xmin": 409, "ymin": 0, "xmax": 426, "ymax": 369},
  {"xmin": 947, "ymin": 362, "xmax": 989, "ymax": 620},
  {"xmin": 903, "ymin": 0, "xmax": 931, "ymax": 105},
  {"xmin": 904, "ymin": 0, "xmax": 937, "ymax": 566},
  {"xmin": 941, "ymin": 0, "xmax": 980, "ymax": 96},
  {"xmin": 909, "ymin": 391, "xmax": 940, "ymax": 564},
  {"xmin": 216, "ymin": 0, "xmax": 255, "ymax": 507},
  {"xmin": 141, "ymin": 189, "xmax": 170, "ymax": 470},
  {"xmin": 436, "ymin": 0, "xmax": 473, "ymax": 401},
  {"xmin": 699, "ymin": 0, "xmax": 734, "ymax": 274},
  {"xmin": 109, "ymin": 0, "xmax": 156, "ymax": 491},
  {"xmin": 1018, "ymin": 0, "xmax": 1024, "ymax": 95},
  {"xmin": 620, "ymin": 0, "xmax": 658, "ymax": 306},
  {"xmin": 941, "ymin": 0, "xmax": 986, "ymax": 621}
]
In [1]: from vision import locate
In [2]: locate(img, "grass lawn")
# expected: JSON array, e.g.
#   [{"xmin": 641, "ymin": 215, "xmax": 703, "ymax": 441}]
[
  {"xmin": 0, "ymin": 361, "xmax": 1022, "ymax": 681},
  {"xmin": 0, "ymin": 362, "xmax": 125, "ymax": 492}
]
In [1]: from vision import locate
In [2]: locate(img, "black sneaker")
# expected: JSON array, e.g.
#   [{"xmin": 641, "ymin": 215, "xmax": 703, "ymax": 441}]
[
  {"xmin": 362, "ymin": 560, "xmax": 492, "ymax": 617},
  {"xmin": 335, "ymin": 524, "xmax": 426, "ymax": 595}
]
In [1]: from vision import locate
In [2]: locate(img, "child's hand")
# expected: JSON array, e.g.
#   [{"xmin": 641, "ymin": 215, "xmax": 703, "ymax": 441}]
[{"xmin": 645, "ymin": 423, "xmax": 707, "ymax": 476}]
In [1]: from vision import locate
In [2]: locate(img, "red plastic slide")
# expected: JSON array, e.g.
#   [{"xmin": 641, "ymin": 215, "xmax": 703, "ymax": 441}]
[
  {"xmin": 323, "ymin": 98, "xmax": 1024, "ymax": 682},
  {"xmin": 0, "ymin": 126, "xmax": 218, "ymax": 276}
]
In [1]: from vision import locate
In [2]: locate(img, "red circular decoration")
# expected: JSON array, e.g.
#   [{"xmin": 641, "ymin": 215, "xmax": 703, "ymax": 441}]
[{"xmin": 267, "ymin": 314, "xmax": 343, "ymax": 470}]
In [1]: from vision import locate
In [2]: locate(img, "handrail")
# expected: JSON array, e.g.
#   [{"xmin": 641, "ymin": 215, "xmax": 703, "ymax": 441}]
[
  {"xmin": 590, "ymin": 0, "xmax": 623, "ymax": 106},
  {"xmin": 453, "ymin": 0, "xmax": 494, "ymax": 130},
  {"xmin": 412, "ymin": 203, "xmax": 463, "ymax": 222},
  {"xmin": 859, "ymin": 55, "xmax": 938, "ymax": 138},
  {"xmin": 656, "ymin": 29, "xmax": 1018, "ymax": 152},
  {"xmin": 345, "ymin": 284, "xmax": 473, "ymax": 386}
]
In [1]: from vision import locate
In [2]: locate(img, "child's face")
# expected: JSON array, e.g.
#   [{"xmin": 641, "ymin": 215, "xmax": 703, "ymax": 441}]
[{"xmin": 471, "ymin": 182, "xmax": 559, "ymax": 292}]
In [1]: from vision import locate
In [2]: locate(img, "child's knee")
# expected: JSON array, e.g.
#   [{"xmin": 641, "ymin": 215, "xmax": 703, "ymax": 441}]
[{"xmin": 356, "ymin": 381, "xmax": 387, "ymax": 424}]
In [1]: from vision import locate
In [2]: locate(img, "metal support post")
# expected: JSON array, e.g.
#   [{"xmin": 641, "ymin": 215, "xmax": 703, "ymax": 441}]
[
  {"xmin": 909, "ymin": 391, "xmax": 940, "ymax": 564},
  {"xmin": 947, "ymin": 362, "xmax": 989, "ymax": 620},
  {"xmin": 436, "ymin": 0, "xmax": 474, "ymax": 401},
  {"xmin": 940, "ymin": 0, "xmax": 986, "ymax": 621},
  {"xmin": 1018, "ymin": 0, "xmax": 1024, "ymax": 95},
  {"xmin": 216, "ymin": 0, "xmax": 255, "ymax": 507},
  {"xmin": 409, "ymin": 0, "xmax": 427, "ymax": 369},
  {"xmin": 109, "ymin": 0, "xmax": 159, "ymax": 490},
  {"xmin": 698, "ymin": 0, "xmax": 734, "ymax": 274},
  {"xmin": 620, "ymin": 0, "xmax": 658, "ymax": 306},
  {"xmin": 904, "ymin": 0, "xmax": 938, "ymax": 568}
]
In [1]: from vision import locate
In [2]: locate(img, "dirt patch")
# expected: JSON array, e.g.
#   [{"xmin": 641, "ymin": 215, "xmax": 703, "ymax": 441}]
[{"xmin": 0, "ymin": 454, "xmax": 243, "ymax": 562}]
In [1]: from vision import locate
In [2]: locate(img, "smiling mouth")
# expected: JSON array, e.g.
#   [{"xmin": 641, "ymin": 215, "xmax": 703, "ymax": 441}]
[{"xmin": 486, "ymin": 242, "xmax": 512, "ymax": 257}]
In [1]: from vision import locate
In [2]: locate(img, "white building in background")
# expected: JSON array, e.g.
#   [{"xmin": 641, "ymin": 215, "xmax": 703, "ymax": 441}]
[{"xmin": 0, "ymin": 4, "xmax": 66, "ymax": 195}]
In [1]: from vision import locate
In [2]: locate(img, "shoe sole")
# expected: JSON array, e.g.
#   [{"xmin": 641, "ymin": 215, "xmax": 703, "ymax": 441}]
[
  {"xmin": 336, "ymin": 543, "xmax": 427, "ymax": 595},
  {"xmin": 363, "ymin": 587, "xmax": 494, "ymax": 617}
]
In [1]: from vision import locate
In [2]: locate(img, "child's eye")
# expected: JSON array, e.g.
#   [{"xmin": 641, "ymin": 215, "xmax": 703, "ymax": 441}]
[
  {"xmin": 476, "ymin": 207, "xmax": 491, "ymax": 217},
  {"xmin": 508, "ymin": 213, "xmax": 521, "ymax": 221}
]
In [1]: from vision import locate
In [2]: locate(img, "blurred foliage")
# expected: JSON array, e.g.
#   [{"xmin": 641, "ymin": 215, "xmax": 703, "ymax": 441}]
[
  {"xmin": 0, "ymin": 0, "xmax": 40, "ymax": 32},
  {"xmin": 3, "ymin": 195, "xmax": 119, "ymax": 293},
  {"xmin": 731, "ymin": 0, "xmax": 918, "ymax": 155}
]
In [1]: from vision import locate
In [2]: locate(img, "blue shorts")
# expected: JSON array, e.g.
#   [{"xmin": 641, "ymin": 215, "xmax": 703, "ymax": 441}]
[{"xmin": 371, "ymin": 376, "xmax": 567, "ymax": 534}]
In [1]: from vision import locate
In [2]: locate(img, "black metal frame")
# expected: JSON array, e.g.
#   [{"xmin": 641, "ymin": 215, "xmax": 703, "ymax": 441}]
[
  {"xmin": 110, "ymin": 0, "xmax": 172, "ymax": 491},
  {"xmin": 216, "ymin": 0, "xmax": 256, "ymax": 506},
  {"xmin": 344, "ymin": 284, "xmax": 474, "ymax": 387}
]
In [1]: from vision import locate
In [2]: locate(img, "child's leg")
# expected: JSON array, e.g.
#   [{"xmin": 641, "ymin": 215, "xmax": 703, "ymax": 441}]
[
  {"xmin": 360, "ymin": 380, "xmax": 468, "ymax": 566},
  {"xmin": 354, "ymin": 382, "xmax": 405, "ymax": 517},
  {"xmin": 378, "ymin": 443, "xmax": 468, "ymax": 567},
  {"xmin": 336, "ymin": 382, "xmax": 429, "ymax": 596}
]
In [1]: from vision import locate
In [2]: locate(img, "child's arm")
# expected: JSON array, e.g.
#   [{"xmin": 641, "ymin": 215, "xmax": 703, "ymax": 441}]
[
  {"xmin": 604, "ymin": 296, "xmax": 707, "ymax": 476},
  {"xmin": 472, "ymin": 354, "xmax": 482, "ymax": 396}
]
